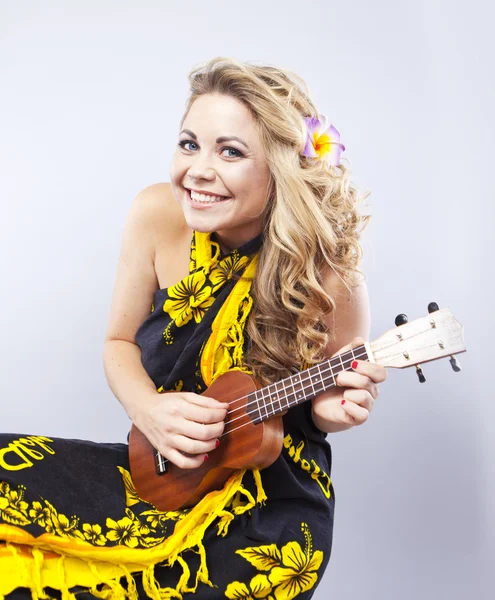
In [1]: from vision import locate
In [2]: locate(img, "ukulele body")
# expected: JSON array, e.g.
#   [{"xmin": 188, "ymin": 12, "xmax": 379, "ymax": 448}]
[{"xmin": 129, "ymin": 370, "xmax": 284, "ymax": 511}]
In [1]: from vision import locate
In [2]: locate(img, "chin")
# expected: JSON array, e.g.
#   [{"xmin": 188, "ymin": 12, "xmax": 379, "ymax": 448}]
[{"xmin": 182, "ymin": 212, "xmax": 217, "ymax": 233}]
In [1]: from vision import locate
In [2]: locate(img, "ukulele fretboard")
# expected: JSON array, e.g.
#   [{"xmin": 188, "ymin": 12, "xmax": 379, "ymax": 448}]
[{"xmin": 246, "ymin": 344, "xmax": 369, "ymax": 423}]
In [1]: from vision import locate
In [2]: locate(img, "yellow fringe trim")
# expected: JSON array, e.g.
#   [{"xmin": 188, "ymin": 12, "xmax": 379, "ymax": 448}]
[{"xmin": 0, "ymin": 468, "xmax": 266, "ymax": 598}]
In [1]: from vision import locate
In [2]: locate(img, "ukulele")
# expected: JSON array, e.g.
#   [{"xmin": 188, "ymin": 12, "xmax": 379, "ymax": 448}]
[{"xmin": 129, "ymin": 304, "xmax": 466, "ymax": 511}]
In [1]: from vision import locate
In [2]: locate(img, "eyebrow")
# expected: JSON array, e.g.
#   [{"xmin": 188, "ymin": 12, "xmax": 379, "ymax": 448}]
[{"xmin": 179, "ymin": 129, "xmax": 250, "ymax": 150}]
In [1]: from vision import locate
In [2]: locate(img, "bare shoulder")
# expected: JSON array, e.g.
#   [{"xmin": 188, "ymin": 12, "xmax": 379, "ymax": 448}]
[
  {"xmin": 133, "ymin": 182, "xmax": 186, "ymax": 242},
  {"xmin": 320, "ymin": 265, "xmax": 371, "ymax": 357},
  {"xmin": 103, "ymin": 182, "xmax": 187, "ymax": 344},
  {"xmin": 321, "ymin": 266, "xmax": 369, "ymax": 309}
]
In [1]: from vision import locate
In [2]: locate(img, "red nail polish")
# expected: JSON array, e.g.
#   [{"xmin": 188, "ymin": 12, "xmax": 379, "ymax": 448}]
[
  {"xmin": 341, "ymin": 399, "xmax": 346, "ymax": 405},
  {"xmin": 215, "ymin": 440, "xmax": 220, "ymax": 448},
  {"xmin": 351, "ymin": 361, "xmax": 359, "ymax": 370},
  {"xmin": 204, "ymin": 454, "xmax": 209, "ymax": 461}
]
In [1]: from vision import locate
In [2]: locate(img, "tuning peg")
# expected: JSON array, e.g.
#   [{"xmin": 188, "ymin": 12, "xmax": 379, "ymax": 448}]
[
  {"xmin": 416, "ymin": 365, "xmax": 426, "ymax": 383},
  {"xmin": 449, "ymin": 356, "xmax": 462, "ymax": 372},
  {"xmin": 428, "ymin": 301, "xmax": 440, "ymax": 313},
  {"xmin": 427, "ymin": 301, "xmax": 462, "ymax": 372},
  {"xmin": 395, "ymin": 313, "xmax": 426, "ymax": 382}
]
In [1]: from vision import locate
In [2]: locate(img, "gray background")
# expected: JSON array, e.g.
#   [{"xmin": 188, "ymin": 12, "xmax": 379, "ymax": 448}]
[{"xmin": 1, "ymin": 1, "xmax": 493, "ymax": 598}]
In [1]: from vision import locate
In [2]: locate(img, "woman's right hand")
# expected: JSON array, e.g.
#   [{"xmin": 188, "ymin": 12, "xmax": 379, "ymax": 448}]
[{"xmin": 133, "ymin": 390, "xmax": 229, "ymax": 469}]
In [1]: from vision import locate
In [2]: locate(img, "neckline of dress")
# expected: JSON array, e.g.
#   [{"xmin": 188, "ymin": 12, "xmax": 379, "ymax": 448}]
[
  {"xmin": 151, "ymin": 230, "xmax": 264, "ymax": 297},
  {"xmin": 208, "ymin": 230, "xmax": 265, "ymax": 259}
]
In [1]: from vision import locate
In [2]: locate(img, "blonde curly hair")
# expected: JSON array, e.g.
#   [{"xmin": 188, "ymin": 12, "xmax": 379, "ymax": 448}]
[{"xmin": 180, "ymin": 56, "xmax": 371, "ymax": 386}]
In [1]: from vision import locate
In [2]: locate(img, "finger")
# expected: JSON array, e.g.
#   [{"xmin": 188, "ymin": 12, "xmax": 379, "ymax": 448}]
[
  {"xmin": 342, "ymin": 388, "xmax": 374, "ymax": 412},
  {"xmin": 160, "ymin": 447, "xmax": 209, "ymax": 470},
  {"xmin": 350, "ymin": 360, "xmax": 388, "ymax": 384},
  {"xmin": 340, "ymin": 398, "xmax": 370, "ymax": 426},
  {"xmin": 172, "ymin": 434, "xmax": 220, "ymax": 456},
  {"xmin": 180, "ymin": 402, "xmax": 228, "ymax": 425},
  {"xmin": 175, "ymin": 419, "xmax": 225, "ymax": 442},
  {"xmin": 336, "ymin": 370, "xmax": 375, "ymax": 396},
  {"xmin": 185, "ymin": 393, "xmax": 230, "ymax": 410}
]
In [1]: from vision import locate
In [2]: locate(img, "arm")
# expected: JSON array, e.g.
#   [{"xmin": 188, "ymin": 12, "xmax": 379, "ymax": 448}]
[
  {"xmin": 103, "ymin": 183, "xmax": 164, "ymax": 421},
  {"xmin": 102, "ymin": 183, "xmax": 228, "ymax": 467},
  {"xmin": 311, "ymin": 268, "xmax": 376, "ymax": 433}
]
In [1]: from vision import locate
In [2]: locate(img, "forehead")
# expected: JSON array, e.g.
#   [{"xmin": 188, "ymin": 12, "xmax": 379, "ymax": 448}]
[{"xmin": 182, "ymin": 94, "xmax": 259, "ymax": 141}]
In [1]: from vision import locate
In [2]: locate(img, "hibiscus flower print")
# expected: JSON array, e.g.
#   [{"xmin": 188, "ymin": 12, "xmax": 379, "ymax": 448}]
[
  {"xmin": 225, "ymin": 574, "xmax": 274, "ymax": 599},
  {"xmin": 268, "ymin": 538, "xmax": 322, "ymax": 599},
  {"xmin": 163, "ymin": 271, "xmax": 215, "ymax": 328},
  {"xmin": 0, "ymin": 479, "xmax": 169, "ymax": 549},
  {"xmin": 28, "ymin": 500, "xmax": 51, "ymax": 528},
  {"xmin": 50, "ymin": 511, "xmax": 84, "ymax": 540},
  {"xmin": 82, "ymin": 523, "xmax": 106, "ymax": 546},
  {"xmin": 106, "ymin": 514, "xmax": 141, "ymax": 547},
  {"xmin": 209, "ymin": 251, "xmax": 250, "ymax": 291},
  {"xmin": 0, "ymin": 482, "xmax": 30, "ymax": 527},
  {"xmin": 226, "ymin": 523, "xmax": 323, "ymax": 600}
]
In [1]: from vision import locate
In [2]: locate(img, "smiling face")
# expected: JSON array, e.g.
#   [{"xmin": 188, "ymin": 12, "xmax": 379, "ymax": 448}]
[{"xmin": 169, "ymin": 93, "xmax": 272, "ymax": 251}]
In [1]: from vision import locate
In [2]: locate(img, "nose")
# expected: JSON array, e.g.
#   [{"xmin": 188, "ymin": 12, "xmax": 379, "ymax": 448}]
[{"xmin": 187, "ymin": 152, "xmax": 216, "ymax": 183}]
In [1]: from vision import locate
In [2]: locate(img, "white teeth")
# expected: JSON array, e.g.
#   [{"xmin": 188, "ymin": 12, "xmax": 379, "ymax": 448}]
[{"xmin": 190, "ymin": 190, "xmax": 228, "ymax": 203}]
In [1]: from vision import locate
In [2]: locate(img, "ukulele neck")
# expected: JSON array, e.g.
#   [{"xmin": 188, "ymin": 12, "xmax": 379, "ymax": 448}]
[{"xmin": 246, "ymin": 343, "xmax": 370, "ymax": 424}]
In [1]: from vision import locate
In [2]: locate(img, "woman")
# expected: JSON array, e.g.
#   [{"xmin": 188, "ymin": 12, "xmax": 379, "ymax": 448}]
[{"xmin": 0, "ymin": 57, "xmax": 387, "ymax": 599}]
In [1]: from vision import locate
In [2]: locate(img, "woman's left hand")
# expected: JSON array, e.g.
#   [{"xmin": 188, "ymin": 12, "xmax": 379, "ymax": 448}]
[{"xmin": 311, "ymin": 336, "xmax": 388, "ymax": 433}]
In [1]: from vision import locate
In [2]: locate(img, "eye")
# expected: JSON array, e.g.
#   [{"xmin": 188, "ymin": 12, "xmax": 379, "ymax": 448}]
[
  {"xmin": 177, "ymin": 140, "xmax": 198, "ymax": 152},
  {"xmin": 177, "ymin": 140, "xmax": 243, "ymax": 159},
  {"xmin": 221, "ymin": 147, "xmax": 243, "ymax": 158}
]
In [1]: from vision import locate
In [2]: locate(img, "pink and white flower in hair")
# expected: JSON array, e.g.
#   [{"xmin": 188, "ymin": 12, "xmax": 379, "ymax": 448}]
[{"xmin": 301, "ymin": 114, "xmax": 345, "ymax": 166}]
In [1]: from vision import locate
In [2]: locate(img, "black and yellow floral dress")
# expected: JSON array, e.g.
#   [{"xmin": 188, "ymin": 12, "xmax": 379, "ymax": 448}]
[{"xmin": 0, "ymin": 230, "xmax": 335, "ymax": 600}]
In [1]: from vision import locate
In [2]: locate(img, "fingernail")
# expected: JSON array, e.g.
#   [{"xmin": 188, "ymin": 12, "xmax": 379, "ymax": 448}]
[
  {"xmin": 351, "ymin": 361, "xmax": 359, "ymax": 370},
  {"xmin": 204, "ymin": 454, "xmax": 209, "ymax": 461},
  {"xmin": 215, "ymin": 440, "xmax": 220, "ymax": 448},
  {"xmin": 341, "ymin": 399, "xmax": 346, "ymax": 405}
]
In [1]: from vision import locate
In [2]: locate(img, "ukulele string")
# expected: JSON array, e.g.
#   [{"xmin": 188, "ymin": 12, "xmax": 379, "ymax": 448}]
[
  {"xmin": 221, "ymin": 347, "xmax": 369, "ymax": 430},
  {"xmin": 157, "ymin": 328, "xmax": 438, "ymax": 462},
  {"xmin": 223, "ymin": 347, "xmax": 369, "ymax": 420},
  {"xmin": 223, "ymin": 323, "xmax": 424, "ymax": 423},
  {"xmin": 220, "ymin": 348, "xmax": 357, "ymax": 420},
  {"xmin": 154, "ymin": 346, "xmax": 366, "ymax": 462},
  {"xmin": 221, "ymin": 346, "xmax": 370, "ymax": 438},
  {"xmin": 361, "ymin": 318, "xmax": 448, "ymax": 362},
  {"xmin": 221, "ymin": 325, "xmax": 440, "ymax": 438}
]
